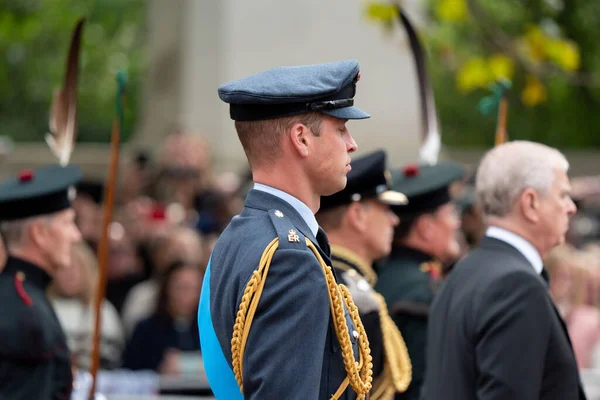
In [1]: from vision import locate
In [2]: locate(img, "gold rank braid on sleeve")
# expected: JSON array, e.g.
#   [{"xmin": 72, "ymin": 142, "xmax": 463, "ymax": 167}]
[
  {"xmin": 370, "ymin": 293, "xmax": 412, "ymax": 400},
  {"xmin": 230, "ymin": 237, "xmax": 374, "ymax": 399}
]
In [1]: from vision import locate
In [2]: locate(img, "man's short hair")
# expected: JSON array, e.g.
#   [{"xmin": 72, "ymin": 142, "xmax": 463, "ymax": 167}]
[
  {"xmin": 234, "ymin": 112, "xmax": 323, "ymax": 166},
  {"xmin": 315, "ymin": 205, "xmax": 349, "ymax": 231},
  {"xmin": 476, "ymin": 141, "xmax": 569, "ymax": 218},
  {"xmin": 0, "ymin": 214, "xmax": 54, "ymax": 250}
]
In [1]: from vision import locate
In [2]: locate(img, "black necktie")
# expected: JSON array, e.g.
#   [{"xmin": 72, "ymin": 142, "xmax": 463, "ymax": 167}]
[
  {"xmin": 541, "ymin": 267, "xmax": 550, "ymax": 285},
  {"xmin": 316, "ymin": 227, "xmax": 331, "ymax": 257}
]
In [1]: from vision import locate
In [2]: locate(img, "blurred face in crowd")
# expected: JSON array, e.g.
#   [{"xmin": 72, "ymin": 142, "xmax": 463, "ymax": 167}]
[
  {"xmin": 73, "ymin": 195, "xmax": 102, "ymax": 243},
  {"xmin": 533, "ymin": 169, "xmax": 577, "ymax": 255},
  {"xmin": 549, "ymin": 259, "xmax": 573, "ymax": 303},
  {"xmin": 168, "ymin": 266, "xmax": 203, "ymax": 319},
  {"xmin": 35, "ymin": 209, "xmax": 82, "ymax": 271},
  {"xmin": 107, "ymin": 232, "xmax": 139, "ymax": 280},
  {"xmin": 153, "ymin": 228, "xmax": 204, "ymax": 275},
  {"xmin": 308, "ymin": 116, "xmax": 357, "ymax": 196},
  {"xmin": 423, "ymin": 203, "xmax": 462, "ymax": 263},
  {"xmin": 359, "ymin": 199, "xmax": 400, "ymax": 261}
]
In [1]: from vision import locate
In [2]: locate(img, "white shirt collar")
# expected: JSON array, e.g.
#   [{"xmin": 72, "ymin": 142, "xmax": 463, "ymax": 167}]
[
  {"xmin": 253, "ymin": 183, "xmax": 319, "ymax": 237},
  {"xmin": 485, "ymin": 226, "xmax": 543, "ymax": 274}
]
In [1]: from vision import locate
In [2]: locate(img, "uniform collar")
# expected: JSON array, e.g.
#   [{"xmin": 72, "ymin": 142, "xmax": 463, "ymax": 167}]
[
  {"xmin": 244, "ymin": 188, "xmax": 319, "ymax": 246},
  {"xmin": 2, "ymin": 256, "xmax": 53, "ymax": 289},
  {"xmin": 330, "ymin": 244, "xmax": 378, "ymax": 286},
  {"xmin": 253, "ymin": 183, "xmax": 319, "ymax": 237}
]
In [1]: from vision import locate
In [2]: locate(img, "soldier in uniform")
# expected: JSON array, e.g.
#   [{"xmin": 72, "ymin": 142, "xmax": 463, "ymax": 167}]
[
  {"xmin": 198, "ymin": 60, "xmax": 375, "ymax": 399},
  {"xmin": 374, "ymin": 161, "xmax": 465, "ymax": 400},
  {"xmin": 317, "ymin": 150, "xmax": 412, "ymax": 400},
  {"xmin": 0, "ymin": 164, "xmax": 83, "ymax": 399}
]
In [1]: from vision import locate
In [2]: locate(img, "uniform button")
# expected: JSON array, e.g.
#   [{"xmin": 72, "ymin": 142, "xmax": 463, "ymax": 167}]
[
  {"xmin": 357, "ymin": 279, "xmax": 370, "ymax": 292},
  {"xmin": 352, "ymin": 330, "xmax": 359, "ymax": 339}
]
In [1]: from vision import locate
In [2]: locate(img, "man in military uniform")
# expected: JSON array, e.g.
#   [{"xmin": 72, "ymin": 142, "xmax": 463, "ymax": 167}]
[
  {"xmin": 375, "ymin": 161, "xmax": 465, "ymax": 400},
  {"xmin": 317, "ymin": 150, "xmax": 412, "ymax": 400},
  {"xmin": 0, "ymin": 164, "xmax": 83, "ymax": 399},
  {"xmin": 198, "ymin": 60, "xmax": 374, "ymax": 399}
]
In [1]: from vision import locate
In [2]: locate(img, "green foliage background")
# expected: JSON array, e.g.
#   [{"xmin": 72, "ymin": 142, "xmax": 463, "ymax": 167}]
[
  {"xmin": 0, "ymin": 0, "xmax": 146, "ymax": 143},
  {"xmin": 421, "ymin": 0, "xmax": 600, "ymax": 149}
]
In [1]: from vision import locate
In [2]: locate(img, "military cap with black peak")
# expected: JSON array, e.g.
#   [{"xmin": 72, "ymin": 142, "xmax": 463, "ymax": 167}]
[
  {"xmin": 391, "ymin": 161, "xmax": 465, "ymax": 216},
  {"xmin": 218, "ymin": 59, "xmax": 370, "ymax": 121},
  {"xmin": 0, "ymin": 165, "xmax": 82, "ymax": 221},
  {"xmin": 320, "ymin": 150, "xmax": 408, "ymax": 211}
]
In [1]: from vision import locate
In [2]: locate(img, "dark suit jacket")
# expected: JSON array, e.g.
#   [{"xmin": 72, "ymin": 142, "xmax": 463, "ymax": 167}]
[
  {"xmin": 422, "ymin": 237, "xmax": 586, "ymax": 400},
  {"xmin": 208, "ymin": 189, "xmax": 360, "ymax": 399}
]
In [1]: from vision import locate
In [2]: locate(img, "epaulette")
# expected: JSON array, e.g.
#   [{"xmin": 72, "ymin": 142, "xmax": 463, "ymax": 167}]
[{"xmin": 267, "ymin": 208, "xmax": 308, "ymax": 251}]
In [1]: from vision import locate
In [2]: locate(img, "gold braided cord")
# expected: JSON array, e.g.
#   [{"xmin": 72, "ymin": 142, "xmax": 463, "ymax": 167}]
[
  {"xmin": 230, "ymin": 237, "xmax": 373, "ymax": 399},
  {"xmin": 231, "ymin": 238, "xmax": 278, "ymax": 392},
  {"xmin": 305, "ymin": 239, "xmax": 373, "ymax": 399},
  {"xmin": 371, "ymin": 367, "xmax": 395, "ymax": 400},
  {"xmin": 370, "ymin": 293, "xmax": 412, "ymax": 399}
]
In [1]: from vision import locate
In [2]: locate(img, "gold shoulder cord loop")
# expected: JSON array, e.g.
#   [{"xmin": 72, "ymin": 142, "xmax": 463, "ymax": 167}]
[
  {"xmin": 230, "ymin": 237, "xmax": 374, "ymax": 399},
  {"xmin": 370, "ymin": 293, "xmax": 412, "ymax": 400}
]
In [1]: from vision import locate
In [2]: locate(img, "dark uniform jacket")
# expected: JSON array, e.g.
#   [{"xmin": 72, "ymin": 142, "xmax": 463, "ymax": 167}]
[
  {"xmin": 0, "ymin": 257, "xmax": 73, "ymax": 400},
  {"xmin": 206, "ymin": 189, "xmax": 361, "ymax": 399},
  {"xmin": 331, "ymin": 246, "xmax": 385, "ymax": 381},
  {"xmin": 375, "ymin": 246, "xmax": 440, "ymax": 400},
  {"xmin": 423, "ymin": 237, "xmax": 587, "ymax": 400}
]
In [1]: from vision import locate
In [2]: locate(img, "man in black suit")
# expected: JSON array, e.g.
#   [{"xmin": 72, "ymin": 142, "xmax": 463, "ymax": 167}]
[{"xmin": 423, "ymin": 140, "xmax": 587, "ymax": 400}]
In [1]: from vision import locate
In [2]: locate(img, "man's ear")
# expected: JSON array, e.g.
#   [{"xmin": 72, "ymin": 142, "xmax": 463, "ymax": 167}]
[
  {"xmin": 288, "ymin": 122, "xmax": 311, "ymax": 158},
  {"xmin": 520, "ymin": 188, "xmax": 539, "ymax": 223},
  {"xmin": 28, "ymin": 218, "xmax": 48, "ymax": 248},
  {"xmin": 415, "ymin": 214, "xmax": 433, "ymax": 241},
  {"xmin": 346, "ymin": 202, "xmax": 368, "ymax": 234}
]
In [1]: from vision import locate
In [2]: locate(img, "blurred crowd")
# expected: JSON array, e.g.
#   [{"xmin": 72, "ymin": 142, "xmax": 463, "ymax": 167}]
[{"xmin": 1, "ymin": 128, "xmax": 600, "ymax": 378}]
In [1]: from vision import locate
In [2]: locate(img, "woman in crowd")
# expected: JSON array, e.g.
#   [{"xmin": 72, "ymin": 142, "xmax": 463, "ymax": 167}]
[
  {"xmin": 122, "ymin": 261, "xmax": 203, "ymax": 374},
  {"xmin": 546, "ymin": 245, "xmax": 600, "ymax": 369},
  {"xmin": 49, "ymin": 241, "xmax": 125, "ymax": 370}
]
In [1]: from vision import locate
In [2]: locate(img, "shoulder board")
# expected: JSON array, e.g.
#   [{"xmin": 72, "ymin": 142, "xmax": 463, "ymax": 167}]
[{"xmin": 267, "ymin": 208, "xmax": 308, "ymax": 251}]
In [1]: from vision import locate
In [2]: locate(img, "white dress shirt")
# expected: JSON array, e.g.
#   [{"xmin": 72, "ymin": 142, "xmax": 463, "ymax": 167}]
[
  {"xmin": 485, "ymin": 226, "xmax": 543, "ymax": 274},
  {"xmin": 254, "ymin": 183, "xmax": 319, "ymax": 237}
]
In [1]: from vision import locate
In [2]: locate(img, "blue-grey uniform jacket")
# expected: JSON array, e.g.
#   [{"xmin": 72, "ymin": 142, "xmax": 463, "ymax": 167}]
[{"xmin": 199, "ymin": 189, "xmax": 360, "ymax": 399}]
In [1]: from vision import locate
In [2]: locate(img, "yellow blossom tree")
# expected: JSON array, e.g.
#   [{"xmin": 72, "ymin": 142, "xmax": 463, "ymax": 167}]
[{"xmin": 363, "ymin": 0, "xmax": 600, "ymax": 148}]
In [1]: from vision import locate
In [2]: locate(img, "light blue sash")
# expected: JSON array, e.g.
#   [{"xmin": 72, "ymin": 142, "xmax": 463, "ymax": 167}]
[{"xmin": 198, "ymin": 257, "xmax": 244, "ymax": 399}]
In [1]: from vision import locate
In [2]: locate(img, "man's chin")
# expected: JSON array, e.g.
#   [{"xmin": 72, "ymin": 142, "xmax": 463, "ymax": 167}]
[{"xmin": 322, "ymin": 180, "xmax": 346, "ymax": 196}]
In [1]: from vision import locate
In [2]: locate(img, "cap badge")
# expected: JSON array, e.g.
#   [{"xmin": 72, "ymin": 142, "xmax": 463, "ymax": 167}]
[
  {"xmin": 403, "ymin": 164, "xmax": 420, "ymax": 178},
  {"xmin": 18, "ymin": 169, "xmax": 34, "ymax": 183},
  {"xmin": 288, "ymin": 229, "xmax": 300, "ymax": 243}
]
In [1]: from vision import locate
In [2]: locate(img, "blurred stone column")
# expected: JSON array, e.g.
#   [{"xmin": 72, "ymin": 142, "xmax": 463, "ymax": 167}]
[{"xmin": 129, "ymin": 0, "xmax": 185, "ymax": 154}]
